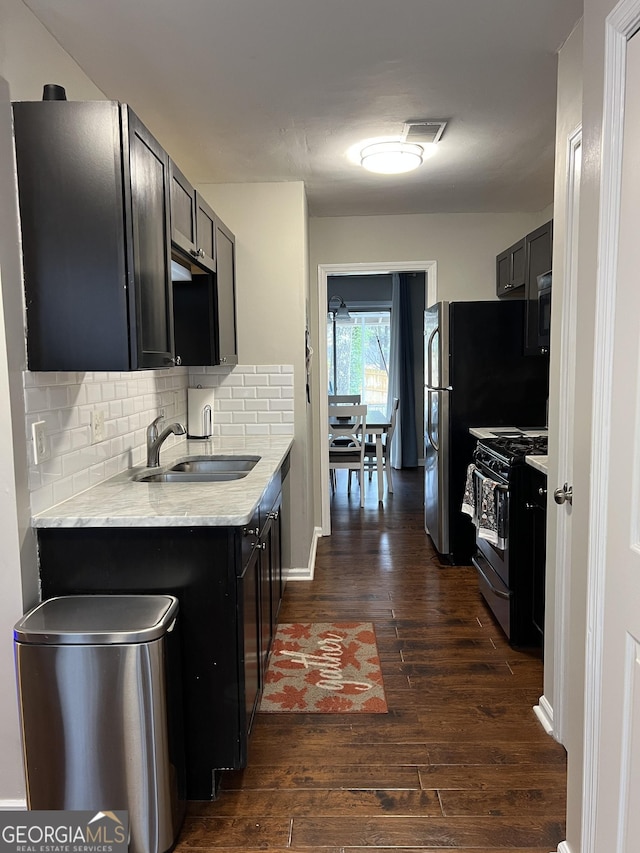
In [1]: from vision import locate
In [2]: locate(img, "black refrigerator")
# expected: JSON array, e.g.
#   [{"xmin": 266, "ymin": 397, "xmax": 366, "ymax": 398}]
[{"xmin": 424, "ymin": 300, "xmax": 549, "ymax": 564}]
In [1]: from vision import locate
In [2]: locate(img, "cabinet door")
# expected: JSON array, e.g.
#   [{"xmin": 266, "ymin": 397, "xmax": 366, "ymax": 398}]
[
  {"xmin": 267, "ymin": 494, "xmax": 283, "ymax": 636},
  {"xmin": 124, "ymin": 108, "xmax": 175, "ymax": 369},
  {"xmin": 195, "ymin": 193, "xmax": 216, "ymax": 272},
  {"xmin": 169, "ymin": 160, "xmax": 197, "ymax": 257},
  {"xmin": 12, "ymin": 101, "xmax": 131, "ymax": 371},
  {"xmin": 215, "ymin": 216, "xmax": 239, "ymax": 365},
  {"xmin": 524, "ymin": 220, "xmax": 553, "ymax": 355},
  {"xmin": 496, "ymin": 238, "xmax": 526, "ymax": 298},
  {"xmin": 240, "ymin": 546, "xmax": 261, "ymax": 741},
  {"xmin": 528, "ymin": 470, "xmax": 548, "ymax": 639}
]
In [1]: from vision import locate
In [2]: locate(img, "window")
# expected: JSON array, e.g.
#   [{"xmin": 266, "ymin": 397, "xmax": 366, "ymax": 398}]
[{"xmin": 327, "ymin": 310, "xmax": 390, "ymax": 407}]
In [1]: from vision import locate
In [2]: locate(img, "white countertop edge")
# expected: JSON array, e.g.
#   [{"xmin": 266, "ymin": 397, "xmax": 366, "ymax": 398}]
[
  {"xmin": 525, "ymin": 455, "xmax": 548, "ymax": 475},
  {"xmin": 32, "ymin": 435, "xmax": 294, "ymax": 529}
]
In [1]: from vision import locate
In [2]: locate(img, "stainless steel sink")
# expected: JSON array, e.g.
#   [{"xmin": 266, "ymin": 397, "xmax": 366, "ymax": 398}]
[
  {"xmin": 168, "ymin": 455, "xmax": 260, "ymax": 474},
  {"xmin": 131, "ymin": 454, "xmax": 261, "ymax": 484},
  {"xmin": 133, "ymin": 470, "xmax": 250, "ymax": 484}
]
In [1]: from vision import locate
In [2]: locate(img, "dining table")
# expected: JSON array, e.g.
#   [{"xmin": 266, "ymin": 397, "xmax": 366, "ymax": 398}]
[{"xmin": 329, "ymin": 404, "xmax": 392, "ymax": 502}]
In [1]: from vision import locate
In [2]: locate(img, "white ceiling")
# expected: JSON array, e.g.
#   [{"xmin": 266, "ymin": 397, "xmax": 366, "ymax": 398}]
[{"xmin": 22, "ymin": 0, "xmax": 583, "ymax": 217}]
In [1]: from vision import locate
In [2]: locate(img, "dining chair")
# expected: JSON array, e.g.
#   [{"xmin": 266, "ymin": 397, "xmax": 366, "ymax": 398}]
[
  {"xmin": 364, "ymin": 397, "xmax": 399, "ymax": 495},
  {"xmin": 328, "ymin": 403, "xmax": 367, "ymax": 507}
]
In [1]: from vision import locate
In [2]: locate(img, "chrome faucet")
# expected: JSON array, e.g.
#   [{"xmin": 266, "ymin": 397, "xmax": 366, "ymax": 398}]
[{"xmin": 146, "ymin": 416, "xmax": 186, "ymax": 468}]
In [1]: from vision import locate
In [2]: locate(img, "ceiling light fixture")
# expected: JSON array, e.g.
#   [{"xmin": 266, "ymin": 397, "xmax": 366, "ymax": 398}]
[{"xmin": 360, "ymin": 141, "xmax": 424, "ymax": 174}]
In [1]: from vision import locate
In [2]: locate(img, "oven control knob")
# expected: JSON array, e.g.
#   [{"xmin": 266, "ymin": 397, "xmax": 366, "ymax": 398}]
[{"xmin": 554, "ymin": 483, "xmax": 573, "ymax": 505}]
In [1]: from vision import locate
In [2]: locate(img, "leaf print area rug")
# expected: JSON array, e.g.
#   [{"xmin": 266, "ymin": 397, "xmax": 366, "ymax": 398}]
[{"xmin": 259, "ymin": 622, "xmax": 388, "ymax": 713}]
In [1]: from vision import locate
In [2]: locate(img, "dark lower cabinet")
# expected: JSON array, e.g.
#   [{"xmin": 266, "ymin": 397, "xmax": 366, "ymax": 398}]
[
  {"xmin": 240, "ymin": 544, "xmax": 261, "ymax": 742},
  {"xmin": 527, "ymin": 468, "xmax": 548, "ymax": 641},
  {"xmin": 36, "ymin": 459, "xmax": 289, "ymax": 801}
]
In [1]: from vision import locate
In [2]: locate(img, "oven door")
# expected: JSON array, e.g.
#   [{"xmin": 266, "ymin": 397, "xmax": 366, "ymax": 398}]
[
  {"xmin": 472, "ymin": 465, "xmax": 510, "ymax": 588},
  {"xmin": 472, "ymin": 549, "xmax": 512, "ymax": 639}
]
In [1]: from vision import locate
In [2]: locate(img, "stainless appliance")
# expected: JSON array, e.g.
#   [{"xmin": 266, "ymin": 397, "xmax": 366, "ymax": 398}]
[
  {"xmin": 424, "ymin": 300, "xmax": 549, "ymax": 564},
  {"xmin": 14, "ymin": 595, "xmax": 186, "ymax": 853},
  {"xmin": 470, "ymin": 433, "xmax": 547, "ymax": 645}
]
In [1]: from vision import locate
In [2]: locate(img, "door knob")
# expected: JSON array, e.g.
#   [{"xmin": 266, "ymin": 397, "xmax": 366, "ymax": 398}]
[{"xmin": 554, "ymin": 483, "xmax": 573, "ymax": 505}]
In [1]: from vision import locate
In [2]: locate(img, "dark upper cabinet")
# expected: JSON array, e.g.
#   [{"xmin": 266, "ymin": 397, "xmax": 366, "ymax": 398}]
[
  {"xmin": 496, "ymin": 237, "xmax": 526, "ymax": 298},
  {"xmin": 12, "ymin": 100, "xmax": 175, "ymax": 371},
  {"xmin": 215, "ymin": 216, "xmax": 238, "ymax": 365},
  {"xmin": 524, "ymin": 220, "xmax": 553, "ymax": 356},
  {"xmin": 171, "ymin": 255, "xmax": 219, "ymax": 367},
  {"xmin": 169, "ymin": 161, "xmax": 216, "ymax": 272}
]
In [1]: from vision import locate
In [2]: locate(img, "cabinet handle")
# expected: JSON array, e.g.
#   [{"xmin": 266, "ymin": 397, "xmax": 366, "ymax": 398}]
[
  {"xmin": 175, "ymin": 355, "xmax": 182, "ymax": 366},
  {"xmin": 220, "ymin": 356, "xmax": 227, "ymax": 363},
  {"xmin": 504, "ymin": 283, "xmax": 513, "ymax": 290},
  {"xmin": 244, "ymin": 527, "xmax": 259, "ymax": 536},
  {"xmin": 189, "ymin": 248, "xmax": 199, "ymax": 258},
  {"xmin": 538, "ymin": 487, "xmax": 547, "ymax": 496},
  {"xmin": 198, "ymin": 248, "xmax": 205, "ymax": 258},
  {"xmin": 260, "ymin": 542, "xmax": 266, "ymax": 550}
]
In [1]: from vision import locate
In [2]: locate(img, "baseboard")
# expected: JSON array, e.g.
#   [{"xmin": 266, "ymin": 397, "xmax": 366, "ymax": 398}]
[
  {"xmin": 282, "ymin": 526, "xmax": 321, "ymax": 582},
  {"xmin": 533, "ymin": 694, "xmax": 554, "ymax": 735},
  {"xmin": 0, "ymin": 799, "xmax": 27, "ymax": 810}
]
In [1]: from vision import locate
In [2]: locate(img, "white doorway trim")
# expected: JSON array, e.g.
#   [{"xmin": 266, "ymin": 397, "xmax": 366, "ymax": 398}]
[
  {"xmin": 581, "ymin": 1, "xmax": 640, "ymax": 850},
  {"xmin": 317, "ymin": 260, "xmax": 437, "ymax": 535}
]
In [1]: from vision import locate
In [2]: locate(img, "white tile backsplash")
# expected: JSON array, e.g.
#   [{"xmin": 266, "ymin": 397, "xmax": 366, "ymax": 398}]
[{"xmin": 25, "ymin": 364, "xmax": 294, "ymax": 516}]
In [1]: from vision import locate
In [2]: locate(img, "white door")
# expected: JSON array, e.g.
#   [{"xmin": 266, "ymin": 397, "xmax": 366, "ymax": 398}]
[
  {"xmin": 542, "ymin": 130, "xmax": 581, "ymax": 744},
  {"xmin": 589, "ymin": 26, "xmax": 640, "ymax": 849}
]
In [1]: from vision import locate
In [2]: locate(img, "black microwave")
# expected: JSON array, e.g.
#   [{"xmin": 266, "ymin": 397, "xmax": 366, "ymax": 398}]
[{"xmin": 536, "ymin": 270, "xmax": 551, "ymax": 352}]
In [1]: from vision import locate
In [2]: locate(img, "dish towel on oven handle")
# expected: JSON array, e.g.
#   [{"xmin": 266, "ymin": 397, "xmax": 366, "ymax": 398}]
[
  {"xmin": 461, "ymin": 463, "xmax": 476, "ymax": 521},
  {"xmin": 478, "ymin": 474, "xmax": 506, "ymax": 548}
]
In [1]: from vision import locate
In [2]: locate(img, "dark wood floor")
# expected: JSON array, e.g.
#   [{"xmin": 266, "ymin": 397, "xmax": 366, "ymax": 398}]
[{"xmin": 176, "ymin": 468, "xmax": 567, "ymax": 852}]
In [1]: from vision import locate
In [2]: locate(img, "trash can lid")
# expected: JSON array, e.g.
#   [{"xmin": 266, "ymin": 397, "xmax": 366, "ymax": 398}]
[{"xmin": 13, "ymin": 595, "xmax": 179, "ymax": 645}]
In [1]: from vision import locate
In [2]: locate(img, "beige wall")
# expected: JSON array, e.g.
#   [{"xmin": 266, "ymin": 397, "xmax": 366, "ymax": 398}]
[
  {"xmin": 309, "ymin": 211, "xmax": 551, "ymax": 304},
  {"xmin": 198, "ymin": 182, "xmax": 315, "ymax": 572}
]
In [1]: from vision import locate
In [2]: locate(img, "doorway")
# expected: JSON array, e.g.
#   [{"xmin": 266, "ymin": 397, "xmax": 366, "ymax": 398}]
[{"xmin": 317, "ymin": 261, "xmax": 437, "ymax": 534}]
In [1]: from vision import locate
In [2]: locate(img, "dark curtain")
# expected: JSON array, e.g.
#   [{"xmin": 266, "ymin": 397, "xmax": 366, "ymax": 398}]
[{"xmin": 389, "ymin": 273, "xmax": 418, "ymax": 467}]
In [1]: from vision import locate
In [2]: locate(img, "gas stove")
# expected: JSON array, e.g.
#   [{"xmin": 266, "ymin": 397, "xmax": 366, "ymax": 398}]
[
  {"xmin": 469, "ymin": 429, "xmax": 547, "ymax": 647},
  {"xmin": 474, "ymin": 432, "xmax": 547, "ymax": 484},
  {"xmin": 480, "ymin": 433, "xmax": 548, "ymax": 464}
]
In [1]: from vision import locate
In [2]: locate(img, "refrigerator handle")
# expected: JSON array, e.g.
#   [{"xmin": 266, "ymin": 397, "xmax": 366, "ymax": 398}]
[
  {"xmin": 426, "ymin": 325, "xmax": 438, "ymax": 389},
  {"xmin": 426, "ymin": 390, "xmax": 439, "ymax": 451}
]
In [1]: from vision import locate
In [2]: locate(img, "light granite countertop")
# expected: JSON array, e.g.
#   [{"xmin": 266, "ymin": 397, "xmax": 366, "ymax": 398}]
[
  {"xmin": 32, "ymin": 435, "xmax": 293, "ymax": 529},
  {"xmin": 525, "ymin": 455, "xmax": 548, "ymax": 475}
]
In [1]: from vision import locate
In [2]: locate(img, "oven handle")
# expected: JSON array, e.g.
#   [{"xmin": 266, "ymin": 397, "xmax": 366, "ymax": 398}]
[
  {"xmin": 472, "ymin": 466, "xmax": 509, "ymax": 492},
  {"xmin": 472, "ymin": 555, "xmax": 510, "ymax": 600}
]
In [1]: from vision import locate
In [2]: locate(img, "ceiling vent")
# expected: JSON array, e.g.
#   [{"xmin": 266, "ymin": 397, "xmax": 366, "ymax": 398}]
[{"xmin": 402, "ymin": 120, "xmax": 447, "ymax": 145}]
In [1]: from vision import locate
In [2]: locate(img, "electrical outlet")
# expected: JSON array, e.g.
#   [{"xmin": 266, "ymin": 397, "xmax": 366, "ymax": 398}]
[
  {"xmin": 32, "ymin": 420, "xmax": 50, "ymax": 464},
  {"xmin": 90, "ymin": 409, "xmax": 105, "ymax": 444}
]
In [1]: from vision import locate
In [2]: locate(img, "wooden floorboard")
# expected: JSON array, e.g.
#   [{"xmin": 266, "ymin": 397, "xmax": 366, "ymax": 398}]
[{"xmin": 174, "ymin": 468, "xmax": 566, "ymax": 851}]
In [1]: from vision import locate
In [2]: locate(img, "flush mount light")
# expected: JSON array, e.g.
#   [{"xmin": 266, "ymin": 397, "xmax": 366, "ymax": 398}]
[{"xmin": 360, "ymin": 141, "xmax": 424, "ymax": 174}]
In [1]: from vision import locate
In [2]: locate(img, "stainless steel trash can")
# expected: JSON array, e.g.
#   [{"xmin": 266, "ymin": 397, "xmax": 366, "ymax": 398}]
[{"xmin": 14, "ymin": 594, "xmax": 185, "ymax": 853}]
